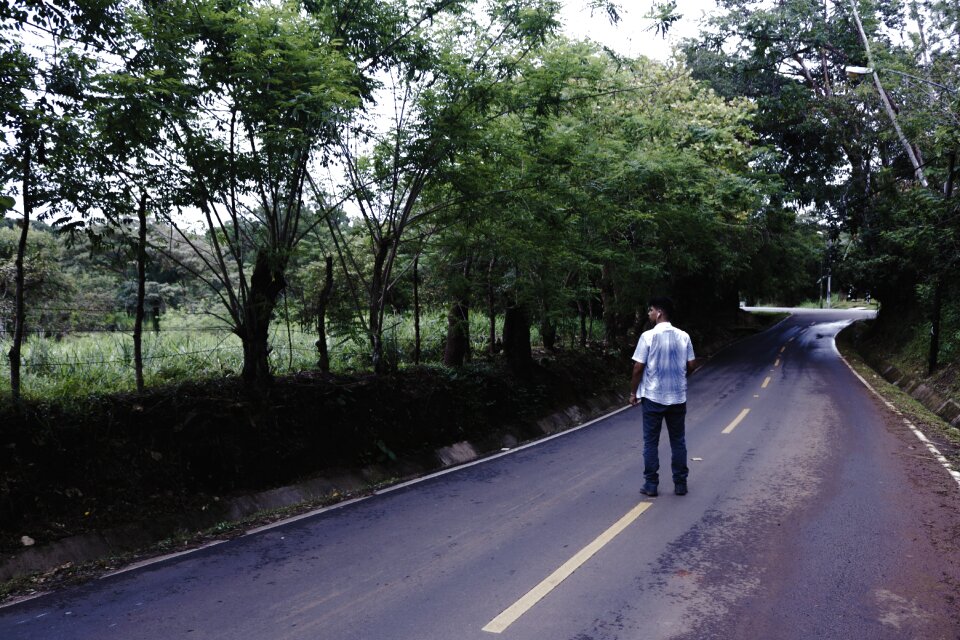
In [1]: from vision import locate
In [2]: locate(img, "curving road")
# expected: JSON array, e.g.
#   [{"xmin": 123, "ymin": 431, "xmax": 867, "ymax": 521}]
[{"xmin": 3, "ymin": 308, "xmax": 960, "ymax": 639}]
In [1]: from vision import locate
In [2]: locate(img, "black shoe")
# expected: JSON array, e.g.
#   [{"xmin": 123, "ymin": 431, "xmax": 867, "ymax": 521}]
[
  {"xmin": 674, "ymin": 484, "xmax": 688, "ymax": 496},
  {"xmin": 640, "ymin": 485, "xmax": 658, "ymax": 497}
]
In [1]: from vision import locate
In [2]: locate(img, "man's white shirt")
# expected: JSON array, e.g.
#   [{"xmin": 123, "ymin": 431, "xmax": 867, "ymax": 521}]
[{"xmin": 632, "ymin": 322, "xmax": 695, "ymax": 405}]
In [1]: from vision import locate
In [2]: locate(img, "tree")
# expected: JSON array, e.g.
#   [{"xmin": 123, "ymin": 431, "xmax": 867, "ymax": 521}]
[
  {"xmin": 0, "ymin": 0, "xmax": 120, "ymax": 403},
  {"xmin": 0, "ymin": 224, "xmax": 76, "ymax": 339},
  {"xmin": 286, "ymin": 212, "xmax": 350, "ymax": 373},
  {"xmin": 129, "ymin": 0, "xmax": 360, "ymax": 388},
  {"xmin": 71, "ymin": 18, "xmax": 188, "ymax": 391},
  {"xmin": 423, "ymin": 39, "xmax": 770, "ymax": 373},
  {"xmin": 321, "ymin": 0, "xmax": 560, "ymax": 373},
  {"xmin": 499, "ymin": 44, "xmax": 763, "ymax": 344},
  {"xmin": 686, "ymin": 0, "xmax": 959, "ymax": 368}
]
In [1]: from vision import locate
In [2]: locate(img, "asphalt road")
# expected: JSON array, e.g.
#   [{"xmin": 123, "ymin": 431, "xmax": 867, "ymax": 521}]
[{"xmin": 3, "ymin": 308, "xmax": 960, "ymax": 640}]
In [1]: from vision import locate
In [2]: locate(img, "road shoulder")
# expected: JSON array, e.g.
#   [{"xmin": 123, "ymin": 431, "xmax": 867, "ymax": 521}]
[{"xmin": 837, "ymin": 325, "xmax": 960, "ymax": 479}]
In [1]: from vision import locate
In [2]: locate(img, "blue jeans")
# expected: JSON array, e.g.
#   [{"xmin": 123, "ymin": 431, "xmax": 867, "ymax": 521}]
[{"xmin": 641, "ymin": 398, "xmax": 688, "ymax": 486}]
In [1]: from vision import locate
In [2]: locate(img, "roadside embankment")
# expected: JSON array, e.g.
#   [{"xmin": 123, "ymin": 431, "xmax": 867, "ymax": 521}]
[{"xmin": 838, "ymin": 321, "xmax": 960, "ymax": 464}]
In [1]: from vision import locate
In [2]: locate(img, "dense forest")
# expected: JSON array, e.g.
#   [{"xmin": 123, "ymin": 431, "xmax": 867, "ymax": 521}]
[{"xmin": 1, "ymin": 0, "xmax": 957, "ymax": 403}]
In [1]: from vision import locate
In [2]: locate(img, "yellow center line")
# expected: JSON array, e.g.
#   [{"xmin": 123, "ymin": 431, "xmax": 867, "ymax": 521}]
[
  {"xmin": 780, "ymin": 346, "xmax": 786, "ymax": 353},
  {"xmin": 774, "ymin": 358, "xmax": 780, "ymax": 367},
  {"xmin": 761, "ymin": 376, "xmax": 771, "ymax": 389},
  {"xmin": 787, "ymin": 336, "xmax": 795, "ymax": 342},
  {"xmin": 722, "ymin": 408, "xmax": 751, "ymax": 434},
  {"xmin": 482, "ymin": 502, "xmax": 652, "ymax": 634}
]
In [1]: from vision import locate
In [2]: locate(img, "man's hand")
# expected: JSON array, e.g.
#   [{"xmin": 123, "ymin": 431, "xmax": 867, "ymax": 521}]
[{"xmin": 630, "ymin": 362, "xmax": 645, "ymax": 407}]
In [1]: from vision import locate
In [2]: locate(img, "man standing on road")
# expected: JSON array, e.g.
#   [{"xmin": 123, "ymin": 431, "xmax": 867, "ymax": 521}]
[{"xmin": 629, "ymin": 297, "xmax": 697, "ymax": 497}]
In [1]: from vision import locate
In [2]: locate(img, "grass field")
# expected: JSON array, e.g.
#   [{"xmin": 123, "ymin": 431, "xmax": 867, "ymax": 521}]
[
  {"xmin": 0, "ymin": 309, "xmax": 601, "ymax": 401},
  {"xmin": 795, "ymin": 294, "xmax": 880, "ymax": 310}
]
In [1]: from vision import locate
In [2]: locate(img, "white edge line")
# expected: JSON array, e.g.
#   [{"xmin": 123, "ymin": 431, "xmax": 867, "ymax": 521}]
[
  {"xmin": 372, "ymin": 406, "xmax": 634, "ymax": 496},
  {"xmin": 3, "ymin": 403, "xmax": 636, "ymax": 600},
  {"xmin": 243, "ymin": 405, "xmax": 636, "ymax": 538},
  {"xmin": 0, "ymin": 591, "xmax": 53, "ymax": 610},
  {"xmin": 835, "ymin": 340, "xmax": 960, "ymax": 490},
  {"xmin": 3, "ymin": 541, "xmax": 233, "ymax": 609},
  {"xmin": 100, "ymin": 539, "xmax": 228, "ymax": 578}
]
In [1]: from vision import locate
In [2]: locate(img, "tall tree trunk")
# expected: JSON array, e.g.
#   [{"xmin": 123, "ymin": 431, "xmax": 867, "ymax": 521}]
[
  {"xmin": 239, "ymin": 249, "xmax": 286, "ymax": 387},
  {"xmin": 487, "ymin": 257, "xmax": 498, "ymax": 355},
  {"xmin": 369, "ymin": 240, "xmax": 390, "ymax": 375},
  {"xmin": 9, "ymin": 143, "xmax": 31, "ymax": 406},
  {"xmin": 284, "ymin": 291, "xmax": 294, "ymax": 372},
  {"xmin": 413, "ymin": 255, "xmax": 421, "ymax": 365},
  {"xmin": 928, "ymin": 276, "xmax": 944, "ymax": 374},
  {"xmin": 540, "ymin": 315, "xmax": 557, "ymax": 351},
  {"xmin": 443, "ymin": 300, "xmax": 470, "ymax": 367},
  {"xmin": 502, "ymin": 305, "xmax": 531, "ymax": 374},
  {"xmin": 945, "ymin": 149, "xmax": 956, "ymax": 199},
  {"xmin": 848, "ymin": 0, "xmax": 928, "ymax": 187},
  {"xmin": 133, "ymin": 192, "xmax": 148, "ymax": 393},
  {"xmin": 599, "ymin": 263, "xmax": 618, "ymax": 344},
  {"xmin": 316, "ymin": 256, "xmax": 334, "ymax": 373},
  {"xmin": 577, "ymin": 300, "xmax": 587, "ymax": 348},
  {"xmin": 443, "ymin": 258, "xmax": 473, "ymax": 367}
]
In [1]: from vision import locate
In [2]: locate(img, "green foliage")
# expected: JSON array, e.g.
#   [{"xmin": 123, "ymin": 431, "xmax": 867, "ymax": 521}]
[
  {"xmin": 684, "ymin": 0, "xmax": 959, "ymax": 371},
  {"xmin": 0, "ymin": 224, "xmax": 76, "ymax": 335},
  {"xmin": 0, "ymin": 0, "xmax": 839, "ymax": 397},
  {"xmin": 426, "ymin": 40, "xmax": 784, "ymax": 346}
]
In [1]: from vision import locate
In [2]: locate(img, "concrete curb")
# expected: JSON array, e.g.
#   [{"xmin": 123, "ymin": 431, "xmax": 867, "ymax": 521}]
[
  {"xmin": 876, "ymin": 360, "xmax": 960, "ymax": 430},
  {"xmin": 840, "ymin": 352, "xmax": 960, "ymax": 492},
  {"xmin": 1, "ymin": 391, "xmax": 625, "ymax": 586}
]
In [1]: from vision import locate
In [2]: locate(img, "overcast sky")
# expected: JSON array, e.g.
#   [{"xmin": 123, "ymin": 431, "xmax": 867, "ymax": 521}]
[{"xmin": 559, "ymin": 0, "xmax": 719, "ymax": 60}]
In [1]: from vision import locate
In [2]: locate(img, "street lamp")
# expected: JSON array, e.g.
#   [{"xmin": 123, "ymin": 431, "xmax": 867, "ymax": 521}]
[
  {"xmin": 843, "ymin": 62, "xmax": 928, "ymax": 186},
  {"xmin": 844, "ymin": 66, "xmax": 958, "ymax": 95},
  {"xmin": 844, "ymin": 65, "xmax": 872, "ymax": 77},
  {"xmin": 845, "ymin": 0, "xmax": 931, "ymax": 187}
]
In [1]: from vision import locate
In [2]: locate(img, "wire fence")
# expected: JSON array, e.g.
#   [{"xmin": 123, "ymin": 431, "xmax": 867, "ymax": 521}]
[
  {"xmin": 0, "ymin": 321, "xmax": 328, "ymax": 395},
  {"xmin": 0, "ymin": 310, "xmax": 604, "ymax": 399},
  {"xmin": 0, "ymin": 330, "xmax": 322, "ymax": 367}
]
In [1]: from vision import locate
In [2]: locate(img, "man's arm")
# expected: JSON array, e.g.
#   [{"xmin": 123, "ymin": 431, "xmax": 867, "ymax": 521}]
[
  {"xmin": 629, "ymin": 362, "xmax": 645, "ymax": 406},
  {"xmin": 686, "ymin": 336, "xmax": 698, "ymax": 375}
]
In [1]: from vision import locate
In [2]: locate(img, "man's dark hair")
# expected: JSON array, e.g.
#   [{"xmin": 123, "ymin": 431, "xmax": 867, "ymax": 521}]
[{"xmin": 648, "ymin": 296, "xmax": 675, "ymax": 319}]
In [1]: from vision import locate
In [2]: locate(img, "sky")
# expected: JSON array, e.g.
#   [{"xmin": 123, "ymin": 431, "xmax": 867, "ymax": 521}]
[{"xmin": 559, "ymin": 0, "xmax": 719, "ymax": 61}]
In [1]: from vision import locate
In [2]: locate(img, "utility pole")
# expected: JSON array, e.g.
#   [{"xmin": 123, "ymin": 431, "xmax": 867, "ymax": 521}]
[
  {"xmin": 826, "ymin": 271, "xmax": 832, "ymax": 309},
  {"xmin": 847, "ymin": 0, "xmax": 928, "ymax": 187}
]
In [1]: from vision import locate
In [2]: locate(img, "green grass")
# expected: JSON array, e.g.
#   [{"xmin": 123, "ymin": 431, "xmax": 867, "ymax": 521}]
[
  {"xmin": 0, "ymin": 329, "xmax": 312, "ymax": 400},
  {"xmin": 795, "ymin": 294, "xmax": 880, "ymax": 310},
  {"xmin": 0, "ymin": 310, "xmax": 317, "ymax": 400},
  {"xmin": 0, "ymin": 308, "xmax": 607, "ymax": 401}
]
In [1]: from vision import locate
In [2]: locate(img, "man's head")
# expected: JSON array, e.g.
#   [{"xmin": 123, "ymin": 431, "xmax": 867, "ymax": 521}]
[{"xmin": 647, "ymin": 296, "xmax": 674, "ymax": 324}]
